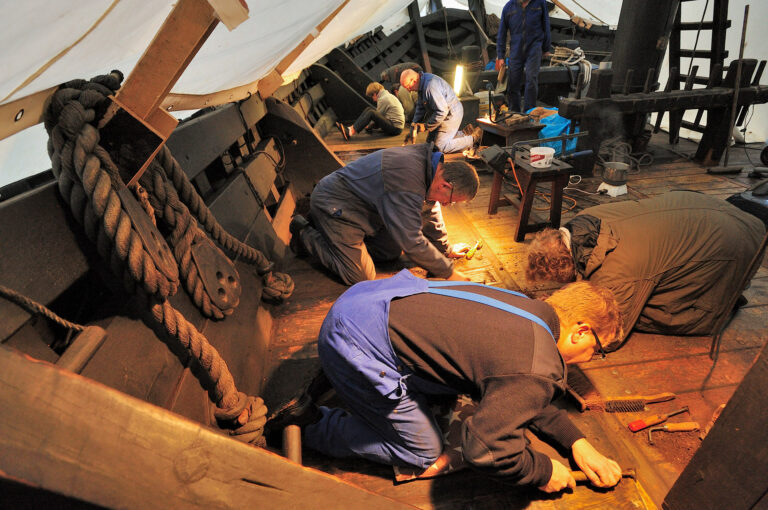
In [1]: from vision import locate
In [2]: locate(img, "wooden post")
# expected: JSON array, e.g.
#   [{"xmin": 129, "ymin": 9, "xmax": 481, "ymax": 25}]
[
  {"xmin": 100, "ymin": 0, "xmax": 249, "ymax": 187},
  {"xmin": 408, "ymin": 1, "xmax": 432, "ymax": 74}
]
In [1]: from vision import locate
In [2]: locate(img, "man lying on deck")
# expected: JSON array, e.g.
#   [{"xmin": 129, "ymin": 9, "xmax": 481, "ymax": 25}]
[
  {"xmin": 269, "ymin": 270, "xmax": 623, "ymax": 491},
  {"xmin": 400, "ymin": 69, "xmax": 482, "ymax": 154},
  {"xmin": 527, "ymin": 191, "xmax": 766, "ymax": 350},
  {"xmin": 289, "ymin": 143, "xmax": 479, "ymax": 285}
]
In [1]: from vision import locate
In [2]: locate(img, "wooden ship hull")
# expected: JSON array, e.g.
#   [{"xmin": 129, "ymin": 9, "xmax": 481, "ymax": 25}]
[{"xmin": 1, "ymin": 1, "xmax": 768, "ymax": 509}]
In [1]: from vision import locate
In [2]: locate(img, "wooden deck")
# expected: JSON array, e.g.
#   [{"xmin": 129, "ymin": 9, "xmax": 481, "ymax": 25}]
[{"xmin": 262, "ymin": 128, "xmax": 768, "ymax": 509}]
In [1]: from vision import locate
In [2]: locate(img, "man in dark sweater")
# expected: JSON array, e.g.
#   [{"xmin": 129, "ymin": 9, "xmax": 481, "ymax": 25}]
[
  {"xmin": 291, "ymin": 143, "xmax": 479, "ymax": 285},
  {"xmin": 295, "ymin": 270, "xmax": 623, "ymax": 491}
]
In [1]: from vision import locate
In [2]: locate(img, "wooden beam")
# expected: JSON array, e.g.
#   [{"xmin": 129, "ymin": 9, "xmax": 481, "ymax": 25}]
[
  {"xmin": 0, "ymin": 345, "xmax": 413, "ymax": 509},
  {"xmin": 408, "ymin": 1, "xmax": 432, "ymax": 73},
  {"xmin": 664, "ymin": 341, "xmax": 768, "ymax": 509},
  {"xmin": 257, "ymin": 0, "xmax": 350, "ymax": 100}
]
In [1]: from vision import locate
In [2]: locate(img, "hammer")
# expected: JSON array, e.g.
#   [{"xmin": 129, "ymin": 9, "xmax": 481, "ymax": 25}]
[
  {"xmin": 571, "ymin": 468, "xmax": 636, "ymax": 483},
  {"xmin": 647, "ymin": 422, "xmax": 700, "ymax": 445},
  {"xmin": 465, "ymin": 239, "xmax": 484, "ymax": 260}
]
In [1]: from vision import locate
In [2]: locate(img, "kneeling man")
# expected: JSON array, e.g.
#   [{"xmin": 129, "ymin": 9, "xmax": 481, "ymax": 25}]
[
  {"xmin": 291, "ymin": 143, "xmax": 479, "ymax": 285},
  {"xmin": 527, "ymin": 191, "xmax": 766, "ymax": 349},
  {"xmin": 284, "ymin": 270, "xmax": 623, "ymax": 491}
]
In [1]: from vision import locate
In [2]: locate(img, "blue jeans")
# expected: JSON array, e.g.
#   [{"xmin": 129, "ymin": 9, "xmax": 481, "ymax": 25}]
[
  {"xmin": 427, "ymin": 105, "xmax": 474, "ymax": 154},
  {"xmin": 506, "ymin": 45, "xmax": 542, "ymax": 112}
]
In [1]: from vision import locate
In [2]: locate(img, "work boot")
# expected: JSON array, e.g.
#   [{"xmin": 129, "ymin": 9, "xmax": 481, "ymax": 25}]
[
  {"xmin": 289, "ymin": 214, "xmax": 310, "ymax": 257},
  {"xmin": 472, "ymin": 126, "xmax": 483, "ymax": 146}
]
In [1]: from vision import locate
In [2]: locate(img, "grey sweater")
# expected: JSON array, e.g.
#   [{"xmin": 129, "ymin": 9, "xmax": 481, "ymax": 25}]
[{"xmin": 376, "ymin": 89, "xmax": 405, "ymax": 129}]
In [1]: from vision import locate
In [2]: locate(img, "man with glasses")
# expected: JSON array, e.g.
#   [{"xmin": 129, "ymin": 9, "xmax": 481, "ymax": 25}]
[
  {"xmin": 290, "ymin": 143, "xmax": 479, "ymax": 285},
  {"xmin": 269, "ymin": 272, "xmax": 623, "ymax": 492}
]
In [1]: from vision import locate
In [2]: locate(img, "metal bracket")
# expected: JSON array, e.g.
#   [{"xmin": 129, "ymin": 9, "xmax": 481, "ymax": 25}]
[{"xmin": 191, "ymin": 236, "xmax": 241, "ymax": 311}]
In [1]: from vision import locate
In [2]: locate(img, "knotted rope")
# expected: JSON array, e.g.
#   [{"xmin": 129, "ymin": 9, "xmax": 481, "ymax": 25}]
[{"xmin": 43, "ymin": 71, "xmax": 280, "ymax": 445}]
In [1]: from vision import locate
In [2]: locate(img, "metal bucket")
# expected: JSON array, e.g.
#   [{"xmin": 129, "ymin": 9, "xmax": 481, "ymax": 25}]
[{"xmin": 603, "ymin": 162, "xmax": 629, "ymax": 186}]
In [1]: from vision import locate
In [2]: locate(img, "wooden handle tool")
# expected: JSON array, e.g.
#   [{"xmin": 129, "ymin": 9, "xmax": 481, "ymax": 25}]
[
  {"xmin": 648, "ymin": 421, "xmax": 700, "ymax": 445},
  {"xmin": 571, "ymin": 468, "xmax": 636, "ymax": 483},
  {"xmin": 628, "ymin": 406, "xmax": 689, "ymax": 432}
]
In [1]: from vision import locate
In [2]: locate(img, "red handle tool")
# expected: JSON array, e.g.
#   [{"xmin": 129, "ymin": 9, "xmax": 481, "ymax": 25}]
[{"xmin": 628, "ymin": 406, "xmax": 689, "ymax": 432}]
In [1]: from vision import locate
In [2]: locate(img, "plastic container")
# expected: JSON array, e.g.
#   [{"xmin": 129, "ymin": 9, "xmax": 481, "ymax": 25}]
[
  {"xmin": 474, "ymin": 91, "xmax": 490, "ymax": 117},
  {"xmin": 530, "ymin": 147, "xmax": 555, "ymax": 168}
]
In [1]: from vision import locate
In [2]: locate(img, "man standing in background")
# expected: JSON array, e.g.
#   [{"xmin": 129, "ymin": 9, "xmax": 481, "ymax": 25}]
[{"xmin": 496, "ymin": 0, "xmax": 552, "ymax": 112}]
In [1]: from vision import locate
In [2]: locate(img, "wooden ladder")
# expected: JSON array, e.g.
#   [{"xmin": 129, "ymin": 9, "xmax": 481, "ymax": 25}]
[{"xmin": 665, "ymin": 0, "xmax": 731, "ymax": 142}]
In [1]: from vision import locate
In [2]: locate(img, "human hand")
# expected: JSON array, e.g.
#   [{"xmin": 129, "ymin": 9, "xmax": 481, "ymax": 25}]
[
  {"xmin": 571, "ymin": 438, "xmax": 622, "ymax": 488},
  {"xmin": 543, "ymin": 51, "xmax": 553, "ymax": 58},
  {"xmin": 495, "ymin": 58, "xmax": 504, "ymax": 71},
  {"xmin": 446, "ymin": 270, "xmax": 470, "ymax": 281},
  {"xmin": 447, "ymin": 243, "xmax": 471, "ymax": 258},
  {"xmin": 539, "ymin": 458, "xmax": 576, "ymax": 493}
]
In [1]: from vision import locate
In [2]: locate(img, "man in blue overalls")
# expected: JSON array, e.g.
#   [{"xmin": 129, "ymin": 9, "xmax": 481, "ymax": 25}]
[
  {"xmin": 282, "ymin": 270, "xmax": 624, "ymax": 492},
  {"xmin": 496, "ymin": 0, "xmax": 552, "ymax": 112},
  {"xmin": 400, "ymin": 69, "xmax": 482, "ymax": 153}
]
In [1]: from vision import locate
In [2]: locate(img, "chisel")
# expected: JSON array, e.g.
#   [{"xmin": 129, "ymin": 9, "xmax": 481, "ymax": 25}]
[{"xmin": 627, "ymin": 406, "xmax": 689, "ymax": 432}]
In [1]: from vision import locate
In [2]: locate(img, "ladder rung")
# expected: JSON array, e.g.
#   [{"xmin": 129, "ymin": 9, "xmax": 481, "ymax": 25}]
[
  {"xmin": 678, "ymin": 74, "xmax": 711, "ymax": 86},
  {"xmin": 681, "ymin": 120, "xmax": 706, "ymax": 133},
  {"xmin": 679, "ymin": 49, "xmax": 729, "ymax": 59},
  {"xmin": 676, "ymin": 20, "xmax": 731, "ymax": 30}
]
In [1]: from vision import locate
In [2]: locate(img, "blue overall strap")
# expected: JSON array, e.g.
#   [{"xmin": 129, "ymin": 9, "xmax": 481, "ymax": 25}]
[
  {"xmin": 427, "ymin": 288, "xmax": 555, "ymax": 340},
  {"xmin": 427, "ymin": 280, "xmax": 528, "ymax": 299}
]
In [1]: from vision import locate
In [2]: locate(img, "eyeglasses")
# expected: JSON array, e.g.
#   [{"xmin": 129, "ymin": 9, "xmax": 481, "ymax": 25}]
[
  {"xmin": 592, "ymin": 328, "xmax": 606, "ymax": 360},
  {"xmin": 446, "ymin": 181, "xmax": 455, "ymax": 206}
]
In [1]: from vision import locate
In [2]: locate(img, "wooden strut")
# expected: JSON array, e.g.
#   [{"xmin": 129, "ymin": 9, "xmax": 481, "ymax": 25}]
[{"xmin": 99, "ymin": 0, "xmax": 249, "ymax": 187}]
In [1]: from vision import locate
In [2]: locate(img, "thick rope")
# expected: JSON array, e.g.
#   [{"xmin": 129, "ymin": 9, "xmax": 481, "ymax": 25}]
[
  {"xmin": 44, "ymin": 72, "xmax": 269, "ymax": 444},
  {"xmin": 0, "ymin": 284, "xmax": 85, "ymax": 332},
  {"xmin": 149, "ymin": 145, "xmax": 295, "ymax": 302}
]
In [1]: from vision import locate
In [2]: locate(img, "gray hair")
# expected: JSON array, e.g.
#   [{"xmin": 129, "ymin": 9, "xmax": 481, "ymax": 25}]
[{"xmin": 442, "ymin": 161, "xmax": 479, "ymax": 200}]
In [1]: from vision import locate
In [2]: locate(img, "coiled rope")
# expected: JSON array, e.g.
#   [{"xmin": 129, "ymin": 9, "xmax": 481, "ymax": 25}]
[
  {"xmin": 550, "ymin": 46, "xmax": 592, "ymax": 98},
  {"xmin": 43, "ymin": 71, "xmax": 288, "ymax": 445}
]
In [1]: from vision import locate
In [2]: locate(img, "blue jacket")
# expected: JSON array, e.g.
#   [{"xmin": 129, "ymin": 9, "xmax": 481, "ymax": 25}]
[
  {"xmin": 497, "ymin": 0, "xmax": 551, "ymax": 60},
  {"xmin": 412, "ymin": 73, "xmax": 462, "ymax": 132},
  {"xmin": 332, "ymin": 143, "xmax": 454, "ymax": 277}
]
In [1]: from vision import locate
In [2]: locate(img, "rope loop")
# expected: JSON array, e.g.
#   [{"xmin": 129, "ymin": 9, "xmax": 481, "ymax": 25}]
[{"xmin": 214, "ymin": 392, "xmax": 269, "ymax": 446}]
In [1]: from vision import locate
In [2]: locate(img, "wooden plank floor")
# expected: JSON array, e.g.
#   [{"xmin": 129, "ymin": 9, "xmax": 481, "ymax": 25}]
[{"xmin": 263, "ymin": 131, "xmax": 768, "ymax": 509}]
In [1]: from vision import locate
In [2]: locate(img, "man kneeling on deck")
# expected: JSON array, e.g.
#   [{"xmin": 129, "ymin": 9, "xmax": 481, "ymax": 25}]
[
  {"xmin": 527, "ymin": 191, "xmax": 766, "ymax": 350},
  {"xmin": 290, "ymin": 143, "xmax": 479, "ymax": 285},
  {"xmin": 273, "ymin": 270, "xmax": 623, "ymax": 491}
]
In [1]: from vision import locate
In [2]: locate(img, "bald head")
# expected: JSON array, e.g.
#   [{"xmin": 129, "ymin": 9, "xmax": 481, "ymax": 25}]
[{"xmin": 400, "ymin": 69, "xmax": 420, "ymax": 92}]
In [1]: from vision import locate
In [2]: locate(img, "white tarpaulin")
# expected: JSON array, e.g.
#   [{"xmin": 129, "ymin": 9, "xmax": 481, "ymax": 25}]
[{"xmin": 0, "ymin": 0, "xmax": 765, "ymax": 188}]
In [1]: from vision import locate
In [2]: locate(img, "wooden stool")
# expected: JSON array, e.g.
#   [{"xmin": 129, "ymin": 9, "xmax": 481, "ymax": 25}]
[{"xmin": 487, "ymin": 150, "xmax": 573, "ymax": 242}]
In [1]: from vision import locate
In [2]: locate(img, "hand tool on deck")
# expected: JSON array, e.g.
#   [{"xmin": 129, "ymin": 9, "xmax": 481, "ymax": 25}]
[
  {"xmin": 587, "ymin": 392, "xmax": 676, "ymax": 413},
  {"xmin": 628, "ymin": 406, "xmax": 689, "ymax": 432},
  {"xmin": 465, "ymin": 239, "xmax": 484, "ymax": 260},
  {"xmin": 571, "ymin": 468, "xmax": 636, "ymax": 483},
  {"xmin": 647, "ymin": 422, "xmax": 700, "ymax": 445}
]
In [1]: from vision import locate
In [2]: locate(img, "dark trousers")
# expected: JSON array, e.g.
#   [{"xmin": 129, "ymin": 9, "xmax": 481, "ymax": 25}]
[
  {"xmin": 353, "ymin": 107, "xmax": 402, "ymax": 136},
  {"xmin": 506, "ymin": 45, "xmax": 542, "ymax": 112}
]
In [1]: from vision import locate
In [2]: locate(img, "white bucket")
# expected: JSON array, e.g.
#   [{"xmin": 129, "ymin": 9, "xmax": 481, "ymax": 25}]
[{"xmin": 530, "ymin": 147, "xmax": 555, "ymax": 168}]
